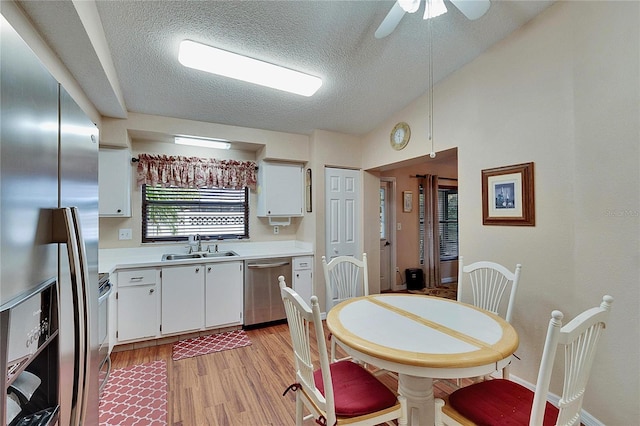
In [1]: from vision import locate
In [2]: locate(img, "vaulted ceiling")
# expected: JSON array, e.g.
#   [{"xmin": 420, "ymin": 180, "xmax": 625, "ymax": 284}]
[{"xmin": 17, "ymin": 0, "xmax": 554, "ymax": 136}]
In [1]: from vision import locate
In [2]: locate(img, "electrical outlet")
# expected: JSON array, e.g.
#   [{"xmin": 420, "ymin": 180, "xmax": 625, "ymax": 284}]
[
  {"xmin": 273, "ymin": 226, "xmax": 279, "ymax": 235},
  {"xmin": 118, "ymin": 228, "xmax": 132, "ymax": 240},
  {"xmin": 395, "ymin": 267, "xmax": 400, "ymax": 273},
  {"xmin": 397, "ymin": 222, "xmax": 402, "ymax": 231}
]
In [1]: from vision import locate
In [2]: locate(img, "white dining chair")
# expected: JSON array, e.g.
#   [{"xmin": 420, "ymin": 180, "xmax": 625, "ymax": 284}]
[
  {"xmin": 322, "ymin": 254, "xmax": 368, "ymax": 362},
  {"xmin": 458, "ymin": 256, "xmax": 522, "ymax": 379},
  {"xmin": 436, "ymin": 294, "xmax": 614, "ymax": 426},
  {"xmin": 278, "ymin": 276, "xmax": 407, "ymax": 426}
]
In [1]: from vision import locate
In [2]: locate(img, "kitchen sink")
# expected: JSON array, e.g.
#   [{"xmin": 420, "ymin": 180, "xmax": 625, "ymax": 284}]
[
  {"xmin": 161, "ymin": 251, "xmax": 238, "ymax": 261},
  {"xmin": 202, "ymin": 251, "xmax": 238, "ymax": 258},
  {"xmin": 161, "ymin": 253, "xmax": 204, "ymax": 261}
]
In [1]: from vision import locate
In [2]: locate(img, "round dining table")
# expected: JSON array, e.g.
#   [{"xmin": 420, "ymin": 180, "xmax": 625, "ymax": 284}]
[{"xmin": 325, "ymin": 293, "xmax": 519, "ymax": 426}]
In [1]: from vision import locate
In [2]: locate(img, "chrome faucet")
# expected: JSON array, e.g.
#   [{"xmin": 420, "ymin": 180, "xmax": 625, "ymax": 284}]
[{"xmin": 187, "ymin": 234, "xmax": 202, "ymax": 253}]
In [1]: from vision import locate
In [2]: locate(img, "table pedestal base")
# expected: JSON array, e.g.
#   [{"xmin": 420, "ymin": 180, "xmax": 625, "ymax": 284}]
[{"xmin": 398, "ymin": 374, "xmax": 435, "ymax": 426}]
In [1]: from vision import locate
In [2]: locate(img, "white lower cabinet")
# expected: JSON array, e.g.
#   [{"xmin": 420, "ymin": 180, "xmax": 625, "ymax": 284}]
[
  {"xmin": 116, "ymin": 268, "xmax": 160, "ymax": 342},
  {"xmin": 161, "ymin": 265, "xmax": 205, "ymax": 335},
  {"xmin": 113, "ymin": 258, "xmax": 257, "ymax": 344},
  {"xmin": 293, "ymin": 256, "xmax": 313, "ymax": 304},
  {"xmin": 205, "ymin": 261, "xmax": 243, "ymax": 327}
]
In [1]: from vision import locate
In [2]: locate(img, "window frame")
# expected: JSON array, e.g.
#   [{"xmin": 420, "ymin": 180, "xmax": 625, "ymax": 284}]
[
  {"xmin": 438, "ymin": 185, "xmax": 458, "ymax": 261},
  {"xmin": 141, "ymin": 185, "xmax": 249, "ymax": 243}
]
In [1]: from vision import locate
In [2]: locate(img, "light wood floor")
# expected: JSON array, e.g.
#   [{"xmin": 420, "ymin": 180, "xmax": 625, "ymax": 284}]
[{"xmin": 110, "ymin": 322, "xmax": 468, "ymax": 425}]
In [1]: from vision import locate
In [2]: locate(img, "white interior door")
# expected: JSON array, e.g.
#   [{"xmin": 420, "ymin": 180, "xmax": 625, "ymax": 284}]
[
  {"xmin": 379, "ymin": 178, "xmax": 396, "ymax": 291},
  {"xmin": 325, "ymin": 168, "xmax": 360, "ymax": 261}
]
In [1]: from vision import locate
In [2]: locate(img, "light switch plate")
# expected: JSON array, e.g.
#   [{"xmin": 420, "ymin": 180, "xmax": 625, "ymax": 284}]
[{"xmin": 118, "ymin": 228, "xmax": 132, "ymax": 240}]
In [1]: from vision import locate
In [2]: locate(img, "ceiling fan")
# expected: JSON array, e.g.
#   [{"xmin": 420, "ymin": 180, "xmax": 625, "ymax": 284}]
[{"xmin": 375, "ymin": 0, "xmax": 491, "ymax": 39}]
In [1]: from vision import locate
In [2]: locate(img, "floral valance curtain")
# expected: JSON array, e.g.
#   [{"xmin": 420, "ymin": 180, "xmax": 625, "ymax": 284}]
[{"xmin": 136, "ymin": 153, "xmax": 257, "ymax": 190}]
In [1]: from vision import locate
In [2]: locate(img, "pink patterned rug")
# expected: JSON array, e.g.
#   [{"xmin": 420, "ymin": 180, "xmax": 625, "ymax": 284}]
[
  {"xmin": 99, "ymin": 360, "xmax": 167, "ymax": 426},
  {"xmin": 172, "ymin": 329, "xmax": 252, "ymax": 361}
]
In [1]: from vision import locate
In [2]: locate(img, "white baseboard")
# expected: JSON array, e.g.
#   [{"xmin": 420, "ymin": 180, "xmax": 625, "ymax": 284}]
[{"xmin": 508, "ymin": 374, "xmax": 604, "ymax": 426}]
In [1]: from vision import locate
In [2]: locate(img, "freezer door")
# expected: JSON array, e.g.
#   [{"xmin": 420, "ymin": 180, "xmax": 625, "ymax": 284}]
[{"xmin": 0, "ymin": 15, "xmax": 59, "ymax": 305}]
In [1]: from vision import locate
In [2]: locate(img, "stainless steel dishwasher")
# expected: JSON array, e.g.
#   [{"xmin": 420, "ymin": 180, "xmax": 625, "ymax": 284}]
[{"xmin": 244, "ymin": 258, "xmax": 292, "ymax": 326}]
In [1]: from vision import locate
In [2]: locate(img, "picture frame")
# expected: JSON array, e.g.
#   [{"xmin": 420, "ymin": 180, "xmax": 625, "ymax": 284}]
[
  {"xmin": 403, "ymin": 191, "xmax": 413, "ymax": 213},
  {"xmin": 482, "ymin": 162, "xmax": 535, "ymax": 226}
]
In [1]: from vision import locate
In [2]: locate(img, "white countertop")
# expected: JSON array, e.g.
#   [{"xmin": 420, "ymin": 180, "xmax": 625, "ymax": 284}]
[{"xmin": 99, "ymin": 240, "xmax": 313, "ymax": 274}]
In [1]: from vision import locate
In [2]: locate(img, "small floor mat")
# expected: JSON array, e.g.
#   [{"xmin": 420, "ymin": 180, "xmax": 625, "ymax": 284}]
[
  {"xmin": 99, "ymin": 360, "xmax": 167, "ymax": 426},
  {"xmin": 172, "ymin": 329, "xmax": 252, "ymax": 361}
]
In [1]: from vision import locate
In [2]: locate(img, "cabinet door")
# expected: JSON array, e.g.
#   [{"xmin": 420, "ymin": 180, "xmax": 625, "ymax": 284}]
[
  {"xmin": 99, "ymin": 148, "xmax": 131, "ymax": 217},
  {"xmin": 205, "ymin": 262, "xmax": 243, "ymax": 327},
  {"xmin": 293, "ymin": 269, "xmax": 313, "ymax": 305},
  {"xmin": 293, "ymin": 256, "xmax": 313, "ymax": 304},
  {"xmin": 117, "ymin": 285, "xmax": 158, "ymax": 341},
  {"xmin": 257, "ymin": 162, "xmax": 304, "ymax": 217},
  {"xmin": 162, "ymin": 265, "xmax": 205, "ymax": 334}
]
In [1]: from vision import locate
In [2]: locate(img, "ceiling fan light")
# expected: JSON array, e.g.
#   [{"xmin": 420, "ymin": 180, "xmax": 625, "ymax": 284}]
[
  {"xmin": 175, "ymin": 136, "xmax": 231, "ymax": 149},
  {"xmin": 424, "ymin": 0, "xmax": 447, "ymax": 19},
  {"xmin": 178, "ymin": 40, "xmax": 322, "ymax": 97},
  {"xmin": 398, "ymin": 0, "xmax": 420, "ymax": 13}
]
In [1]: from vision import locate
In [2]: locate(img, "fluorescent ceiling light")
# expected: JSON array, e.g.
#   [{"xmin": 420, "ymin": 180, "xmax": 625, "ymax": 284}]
[
  {"xmin": 175, "ymin": 136, "xmax": 231, "ymax": 149},
  {"xmin": 178, "ymin": 40, "xmax": 322, "ymax": 97}
]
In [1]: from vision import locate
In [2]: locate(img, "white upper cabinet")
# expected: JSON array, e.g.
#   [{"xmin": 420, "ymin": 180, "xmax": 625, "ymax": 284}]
[
  {"xmin": 256, "ymin": 161, "xmax": 304, "ymax": 217},
  {"xmin": 99, "ymin": 148, "xmax": 132, "ymax": 217}
]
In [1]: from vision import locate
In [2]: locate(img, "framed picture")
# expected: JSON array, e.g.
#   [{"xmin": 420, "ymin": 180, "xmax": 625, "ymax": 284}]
[
  {"xmin": 482, "ymin": 162, "xmax": 535, "ymax": 226},
  {"xmin": 403, "ymin": 191, "xmax": 413, "ymax": 213}
]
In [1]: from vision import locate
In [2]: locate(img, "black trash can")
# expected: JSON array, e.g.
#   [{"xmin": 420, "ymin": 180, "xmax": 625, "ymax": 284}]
[{"xmin": 405, "ymin": 268, "xmax": 424, "ymax": 291}]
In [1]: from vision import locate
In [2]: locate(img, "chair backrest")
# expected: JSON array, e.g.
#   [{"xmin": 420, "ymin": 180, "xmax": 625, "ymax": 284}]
[
  {"xmin": 530, "ymin": 295, "xmax": 614, "ymax": 426},
  {"xmin": 322, "ymin": 253, "xmax": 368, "ymax": 313},
  {"xmin": 457, "ymin": 256, "xmax": 522, "ymax": 323},
  {"xmin": 278, "ymin": 276, "xmax": 337, "ymax": 424}
]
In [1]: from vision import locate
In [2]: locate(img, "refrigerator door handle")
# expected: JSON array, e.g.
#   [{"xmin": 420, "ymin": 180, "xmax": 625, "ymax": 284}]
[{"xmin": 52, "ymin": 207, "xmax": 91, "ymax": 426}]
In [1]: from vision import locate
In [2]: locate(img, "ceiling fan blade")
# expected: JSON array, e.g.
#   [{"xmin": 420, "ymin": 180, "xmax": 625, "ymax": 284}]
[
  {"xmin": 375, "ymin": 2, "xmax": 406, "ymax": 39},
  {"xmin": 449, "ymin": 0, "xmax": 490, "ymax": 20}
]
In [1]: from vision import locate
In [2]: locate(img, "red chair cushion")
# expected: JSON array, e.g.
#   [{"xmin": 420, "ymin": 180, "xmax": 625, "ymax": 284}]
[
  {"xmin": 313, "ymin": 360, "xmax": 397, "ymax": 417},
  {"xmin": 448, "ymin": 379, "xmax": 560, "ymax": 426}
]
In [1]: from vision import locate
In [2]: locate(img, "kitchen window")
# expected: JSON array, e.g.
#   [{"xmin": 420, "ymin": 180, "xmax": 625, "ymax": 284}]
[
  {"xmin": 142, "ymin": 185, "xmax": 249, "ymax": 243},
  {"xmin": 438, "ymin": 187, "xmax": 458, "ymax": 261}
]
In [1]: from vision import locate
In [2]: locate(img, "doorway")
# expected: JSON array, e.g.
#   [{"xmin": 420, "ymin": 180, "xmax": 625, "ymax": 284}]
[{"xmin": 379, "ymin": 178, "xmax": 396, "ymax": 291}]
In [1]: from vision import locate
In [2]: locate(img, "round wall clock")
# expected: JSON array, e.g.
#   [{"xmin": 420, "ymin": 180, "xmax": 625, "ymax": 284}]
[{"xmin": 390, "ymin": 122, "xmax": 411, "ymax": 150}]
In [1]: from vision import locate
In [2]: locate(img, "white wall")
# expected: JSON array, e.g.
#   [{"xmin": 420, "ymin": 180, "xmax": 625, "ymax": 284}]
[{"xmin": 361, "ymin": 2, "xmax": 639, "ymax": 423}]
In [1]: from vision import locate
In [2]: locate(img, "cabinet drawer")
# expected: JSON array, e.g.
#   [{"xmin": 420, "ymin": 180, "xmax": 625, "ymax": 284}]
[
  {"xmin": 117, "ymin": 269, "xmax": 158, "ymax": 287},
  {"xmin": 293, "ymin": 256, "xmax": 313, "ymax": 270}
]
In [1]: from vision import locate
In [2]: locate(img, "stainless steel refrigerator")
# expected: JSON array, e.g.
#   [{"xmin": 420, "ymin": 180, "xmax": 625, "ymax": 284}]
[{"xmin": 1, "ymin": 15, "xmax": 99, "ymax": 426}]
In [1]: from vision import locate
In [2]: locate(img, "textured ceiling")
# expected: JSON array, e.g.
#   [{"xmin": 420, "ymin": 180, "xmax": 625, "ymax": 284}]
[{"xmin": 17, "ymin": 0, "xmax": 554, "ymax": 136}]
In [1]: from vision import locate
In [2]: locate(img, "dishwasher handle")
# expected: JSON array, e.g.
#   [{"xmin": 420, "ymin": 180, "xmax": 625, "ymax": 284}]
[{"xmin": 247, "ymin": 261, "xmax": 291, "ymax": 269}]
